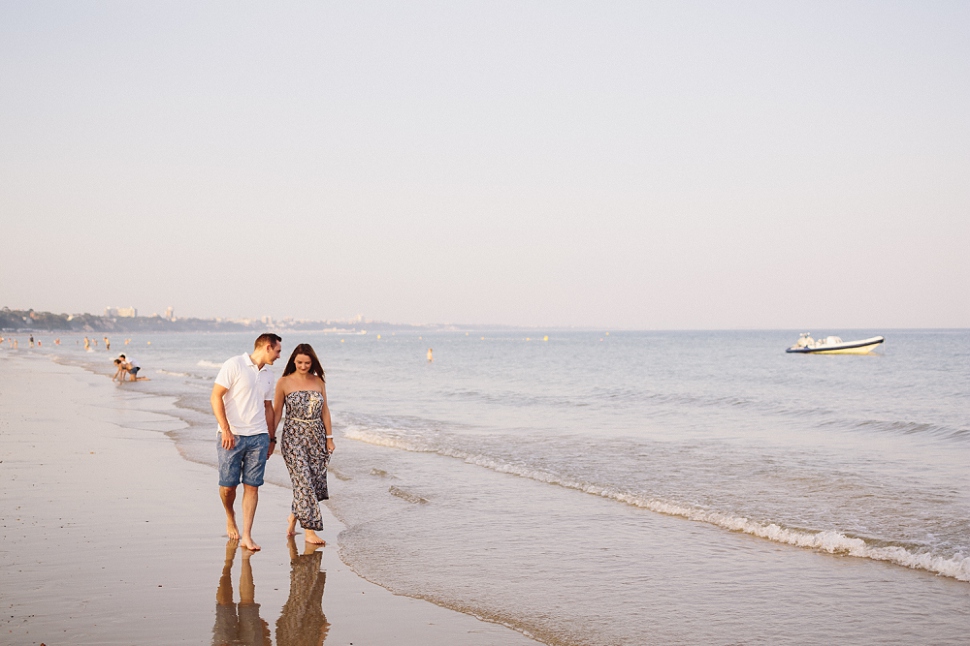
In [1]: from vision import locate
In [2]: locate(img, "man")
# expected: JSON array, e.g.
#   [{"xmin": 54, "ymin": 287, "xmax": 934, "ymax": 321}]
[
  {"xmin": 211, "ymin": 333, "xmax": 282, "ymax": 551},
  {"xmin": 118, "ymin": 353, "xmax": 148, "ymax": 382}
]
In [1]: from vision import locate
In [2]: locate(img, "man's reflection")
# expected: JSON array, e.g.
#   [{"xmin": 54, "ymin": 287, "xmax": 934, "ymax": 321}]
[
  {"xmin": 213, "ymin": 540, "xmax": 272, "ymax": 646},
  {"xmin": 276, "ymin": 535, "xmax": 330, "ymax": 646}
]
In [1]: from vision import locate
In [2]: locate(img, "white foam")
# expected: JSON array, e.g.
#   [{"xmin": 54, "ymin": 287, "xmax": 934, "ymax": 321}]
[
  {"xmin": 157, "ymin": 369, "xmax": 190, "ymax": 377},
  {"xmin": 344, "ymin": 426, "xmax": 970, "ymax": 583},
  {"xmin": 196, "ymin": 360, "xmax": 223, "ymax": 369}
]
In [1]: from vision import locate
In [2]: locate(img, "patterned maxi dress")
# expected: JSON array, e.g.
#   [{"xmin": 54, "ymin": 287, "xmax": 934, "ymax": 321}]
[{"xmin": 281, "ymin": 390, "xmax": 330, "ymax": 531}]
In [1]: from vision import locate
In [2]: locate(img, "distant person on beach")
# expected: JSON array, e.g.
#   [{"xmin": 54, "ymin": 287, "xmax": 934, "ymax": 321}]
[
  {"xmin": 111, "ymin": 358, "xmax": 127, "ymax": 382},
  {"xmin": 118, "ymin": 354, "xmax": 149, "ymax": 382},
  {"xmin": 272, "ymin": 343, "xmax": 334, "ymax": 546},
  {"xmin": 104, "ymin": 336, "xmax": 111, "ymax": 351},
  {"xmin": 427, "ymin": 347, "xmax": 433, "ymax": 362},
  {"xmin": 211, "ymin": 333, "xmax": 282, "ymax": 552},
  {"xmin": 29, "ymin": 335, "xmax": 34, "ymax": 348},
  {"xmin": 84, "ymin": 337, "xmax": 91, "ymax": 351}
]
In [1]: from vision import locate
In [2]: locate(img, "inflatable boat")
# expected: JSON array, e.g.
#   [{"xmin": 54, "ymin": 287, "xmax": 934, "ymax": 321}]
[{"xmin": 786, "ymin": 333, "xmax": 885, "ymax": 354}]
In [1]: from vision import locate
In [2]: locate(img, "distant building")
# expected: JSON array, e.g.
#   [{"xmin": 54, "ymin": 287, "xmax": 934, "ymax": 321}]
[
  {"xmin": 164, "ymin": 306, "xmax": 174, "ymax": 321},
  {"xmin": 105, "ymin": 307, "xmax": 137, "ymax": 318}
]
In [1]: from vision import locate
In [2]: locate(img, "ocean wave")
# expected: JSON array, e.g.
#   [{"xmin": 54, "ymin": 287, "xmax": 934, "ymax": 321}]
[
  {"xmin": 157, "ymin": 369, "xmax": 190, "ymax": 377},
  {"xmin": 850, "ymin": 419, "xmax": 969, "ymax": 441},
  {"xmin": 196, "ymin": 360, "xmax": 223, "ymax": 369},
  {"xmin": 344, "ymin": 426, "xmax": 970, "ymax": 583},
  {"xmin": 388, "ymin": 485, "xmax": 429, "ymax": 504}
]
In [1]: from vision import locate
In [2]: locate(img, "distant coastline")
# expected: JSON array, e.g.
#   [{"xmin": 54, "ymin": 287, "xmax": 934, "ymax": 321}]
[{"xmin": 0, "ymin": 306, "xmax": 514, "ymax": 334}]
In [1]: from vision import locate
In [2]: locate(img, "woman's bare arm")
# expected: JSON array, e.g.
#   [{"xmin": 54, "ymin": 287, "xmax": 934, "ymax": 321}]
[{"xmin": 272, "ymin": 377, "xmax": 286, "ymax": 432}]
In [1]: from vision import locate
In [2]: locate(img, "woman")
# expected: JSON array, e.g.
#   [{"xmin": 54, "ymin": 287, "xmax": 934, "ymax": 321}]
[{"xmin": 273, "ymin": 343, "xmax": 335, "ymax": 545}]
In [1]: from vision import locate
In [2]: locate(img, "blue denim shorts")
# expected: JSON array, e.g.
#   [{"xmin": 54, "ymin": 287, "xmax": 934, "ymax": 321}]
[{"xmin": 217, "ymin": 433, "xmax": 269, "ymax": 487}]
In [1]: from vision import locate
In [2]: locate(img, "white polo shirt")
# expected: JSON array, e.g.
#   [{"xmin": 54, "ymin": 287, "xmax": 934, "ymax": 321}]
[{"xmin": 214, "ymin": 353, "xmax": 275, "ymax": 436}]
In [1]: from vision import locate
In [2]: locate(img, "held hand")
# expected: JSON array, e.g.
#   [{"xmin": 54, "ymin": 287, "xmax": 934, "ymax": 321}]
[
  {"xmin": 267, "ymin": 439, "xmax": 276, "ymax": 459},
  {"xmin": 221, "ymin": 429, "xmax": 235, "ymax": 450},
  {"xmin": 326, "ymin": 438, "xmax": 335, "ymax": 454}
]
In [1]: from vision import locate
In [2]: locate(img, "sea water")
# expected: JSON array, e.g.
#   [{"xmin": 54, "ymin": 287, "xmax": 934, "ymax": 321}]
[{"xmin": 35, "ymin": 329, "xmax": 970, "ymax": 644}]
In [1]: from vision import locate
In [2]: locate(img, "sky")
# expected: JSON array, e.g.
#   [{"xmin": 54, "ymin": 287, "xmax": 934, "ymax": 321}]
[{"xmin": 1, "ymin": 1, "xmax": 968, "ymax": 329}]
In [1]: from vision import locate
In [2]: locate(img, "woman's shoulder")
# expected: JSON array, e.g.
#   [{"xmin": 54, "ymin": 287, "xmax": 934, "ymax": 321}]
[
  {"xmin": 277, "ymin": 374, "xmax": 302, "ymax": 393},
  {"xmin": 279, "ymin": 374, "xmax": 325, "ymax": 394}
]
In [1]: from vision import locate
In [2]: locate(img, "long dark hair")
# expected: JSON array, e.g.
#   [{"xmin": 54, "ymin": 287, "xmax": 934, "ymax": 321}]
[{"xmin": 282, "ymin": 343, "xmax": 326, "ymax": 382}]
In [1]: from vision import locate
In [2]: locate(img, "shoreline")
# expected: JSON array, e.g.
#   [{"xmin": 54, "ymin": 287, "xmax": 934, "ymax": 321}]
[
  {"xmin": 5, "ymin": 333, "xmax": 970, "ymax": 645},
  {"xmin": 0, "ymin": 351, "xmax": 541, "ymax": 645}
]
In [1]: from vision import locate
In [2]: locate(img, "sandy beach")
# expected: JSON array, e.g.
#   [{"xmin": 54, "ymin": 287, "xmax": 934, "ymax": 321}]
[{"xmin": 0, "ymin": 352, "xmax": 540, "ymax": 646}]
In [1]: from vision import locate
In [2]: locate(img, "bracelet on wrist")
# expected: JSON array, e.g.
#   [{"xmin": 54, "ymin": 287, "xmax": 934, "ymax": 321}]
[{"xmin": 325, "ymin": 435, "xmax": 333, "ymax": 439}]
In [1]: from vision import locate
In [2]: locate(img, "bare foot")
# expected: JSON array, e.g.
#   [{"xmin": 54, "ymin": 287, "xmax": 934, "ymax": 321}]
[
  {"xmin": 303, "ymin": 542, "xmax": 324, "ymax": 556},
  {"xmin": 226, "ymin": 516, "xmax": 240, "ymax": 540},
  {"xmin": 304, "ymin": 530, "xmax": 326, "ymax": 545},
  {"xmin": 286, "ymin": 513, "xmax": 297, "ymax": 537},
  {"xmin": 240, "ymin": 536, "xmax": 261, "ymax": 551}
]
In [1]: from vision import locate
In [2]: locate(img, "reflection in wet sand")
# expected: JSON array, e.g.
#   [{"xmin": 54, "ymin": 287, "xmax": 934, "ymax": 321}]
[
  {"xmin": 213, "ymin": 540, "xmax": 272, "ymax": 646},
  {"xmin": 211, "ymin": 538, "xmax": 330, "ymax": 646},
  {"xmin": 276, "ymin": 536, "xmax": 330, "ymax": 646}
]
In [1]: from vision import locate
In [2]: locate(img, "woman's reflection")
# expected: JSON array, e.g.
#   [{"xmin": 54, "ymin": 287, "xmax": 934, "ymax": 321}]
[
  {"xmin": 276, "ymin": 535, "xmax": 330, "ymax": 646},
  {"xmin": 213, "ymin": 540, "xmax": 271, "ymax": 646}
]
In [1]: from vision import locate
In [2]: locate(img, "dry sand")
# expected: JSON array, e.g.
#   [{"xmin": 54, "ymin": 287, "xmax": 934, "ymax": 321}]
[{"xmin": 0, "ymin": 352, "xmax": 540, "ymax": 646}]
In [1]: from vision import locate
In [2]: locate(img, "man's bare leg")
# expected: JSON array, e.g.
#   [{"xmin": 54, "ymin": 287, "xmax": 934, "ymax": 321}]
[
  {"xmin": 239, "ymin": 549, "xmax": 256, "ymax": 604},
  {"xmin": 216, "ymin": 540, "xmax": 237, "ymax": 605},
  {"xmin": 239, "ymin": 484, "xmax": 260, "ymax": 551},
  {"xmin": 220, "ymin": 485, "xmax": 240, "ymax": 540}
]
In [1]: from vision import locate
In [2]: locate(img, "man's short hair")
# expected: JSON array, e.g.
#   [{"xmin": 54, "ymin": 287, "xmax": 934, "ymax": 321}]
[{"xmin": 254, "ymin": 333, "xmax": 282, "ymax": 350}]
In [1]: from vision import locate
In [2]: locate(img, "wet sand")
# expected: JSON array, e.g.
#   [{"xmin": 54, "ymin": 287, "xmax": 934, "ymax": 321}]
[{"xmin": 0, "ymin": 352, "xmax": 540, "ymax": 646}]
